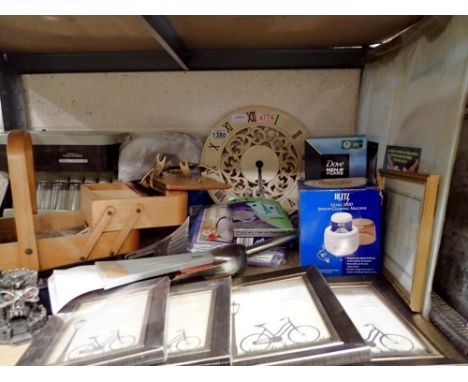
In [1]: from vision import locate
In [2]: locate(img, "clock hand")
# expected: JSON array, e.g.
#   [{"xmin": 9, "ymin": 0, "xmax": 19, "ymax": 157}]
[{"xmin": 256, "ymin": 160, "xmax": 265, "ymax": 199}]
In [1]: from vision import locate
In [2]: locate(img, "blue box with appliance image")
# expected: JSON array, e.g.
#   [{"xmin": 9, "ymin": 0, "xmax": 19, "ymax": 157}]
[{"xmin": 299, "ymin": 178, "xmax": 382, "ymax": 276}]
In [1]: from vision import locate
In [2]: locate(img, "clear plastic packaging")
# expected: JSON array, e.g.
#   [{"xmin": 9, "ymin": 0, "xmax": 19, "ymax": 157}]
[
  {"xmin": 118, "ymin": 132, "xmax": 203, "ymax": 182},
  {"xmin": 247, "ymin": 247, "xmax": 287, "ymax": 268}
]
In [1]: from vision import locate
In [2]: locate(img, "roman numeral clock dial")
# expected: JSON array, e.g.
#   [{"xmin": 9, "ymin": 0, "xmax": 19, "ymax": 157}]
[{"xmin": 201, "ymin": 106, "xmax": 307, "ymax": 214}]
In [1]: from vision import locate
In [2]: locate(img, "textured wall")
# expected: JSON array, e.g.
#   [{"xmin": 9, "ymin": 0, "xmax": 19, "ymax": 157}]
[
  {"xmin": 20, "ymin": 69, "xmax": 360, "ymax": 136},
  {"xmin": 433, "ymin": 116, "xmax": 468, "ymax": 319}
]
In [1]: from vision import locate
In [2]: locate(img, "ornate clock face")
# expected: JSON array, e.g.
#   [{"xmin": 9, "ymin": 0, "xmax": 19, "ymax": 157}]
[{"xmin": 201, "ymin": 106, "xmax": 306, "ymax": 214}]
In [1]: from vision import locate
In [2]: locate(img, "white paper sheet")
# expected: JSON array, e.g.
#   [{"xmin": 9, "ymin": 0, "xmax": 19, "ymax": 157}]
[{"xmin": 48, "ymin": 265, "xmax": 104, "ymax": 315}]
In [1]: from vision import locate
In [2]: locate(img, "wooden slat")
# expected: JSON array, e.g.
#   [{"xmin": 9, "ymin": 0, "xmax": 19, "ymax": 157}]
[
  {"xmin": 169, "ymin": 15, "xmax": 422, "ymax": 50},
  {"xmin": 0, "ymin": 230, "xmax": 139, "ymax": 271},
  {"xmin": 6, "ymin": 131, "xmax": 39, "ymax": 269},
  {"xmin": 0, "ymin": 16, "xmax": 161, "ymax": 53}
]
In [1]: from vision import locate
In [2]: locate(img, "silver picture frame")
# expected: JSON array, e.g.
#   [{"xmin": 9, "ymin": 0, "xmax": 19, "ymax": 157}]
[
  {"xmin": 327, "ymin": 275, "xmax": 466, "ymax": 365},
  {"xmin": 163, "ymin": 277, "xmax": 231, "ymax": 365},
  {"xmin": 17, "ymin": 277, "xmax": 170, "ymax": 366},
  {"xmin": 231, "ymin": 266, "xmax": 371, "ymax": 365}
]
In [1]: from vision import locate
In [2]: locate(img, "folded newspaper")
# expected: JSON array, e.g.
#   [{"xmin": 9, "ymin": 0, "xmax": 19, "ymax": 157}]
[{"xmin": 48, "ymin": 252, "xmax": 214, "ymax": 314}]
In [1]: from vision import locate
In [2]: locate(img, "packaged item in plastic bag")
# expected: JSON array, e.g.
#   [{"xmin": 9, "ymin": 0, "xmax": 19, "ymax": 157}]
[
  {"xmin": 247, "ymin": 247, "xmax": 287, "ymax": 268},
  {"xmin": 118, "ymin": 132, "xmax": 203, "ymax": 182},
  {"xmin": 189, "ymin": 204, "xmax": 234, "ymax": 252}
]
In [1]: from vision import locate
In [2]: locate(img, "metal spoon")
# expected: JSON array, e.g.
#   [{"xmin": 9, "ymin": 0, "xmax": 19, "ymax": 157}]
[{"xmin": 172, "ymin": 230, "xmax": 298, "ymax": 281}]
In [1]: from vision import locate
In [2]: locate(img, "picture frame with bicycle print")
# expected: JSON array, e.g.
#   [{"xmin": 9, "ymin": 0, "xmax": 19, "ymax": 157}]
[
  {"xmin": 378, "ymin": 169, "xmax": 439, "ymax": 312},
  {"xmin": 17, "ymin": 277, "xmax": 170, "ymax": 366},
  {"xmin": 328, "ymin": 275, "xmax": 466, "ymax": 365},
  {"xmin": 164, "ymin": 277, "xmax": 231, "ymax": 365},
  {"xmin": 231, "ymin": 266, "xmax": 370, "ymax": 365}
]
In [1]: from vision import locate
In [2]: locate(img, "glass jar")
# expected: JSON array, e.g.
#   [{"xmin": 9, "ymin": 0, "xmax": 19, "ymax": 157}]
[
  {"xmin": 39, "ymin": 180, "xmax": 53, "ymax": 210},
  {"xmin": 50, "ymin": 179, "xmax": 69, "ymax": 210},
  {"xmin": 36, "ymin": 180, "xmax": 47, "ymax": 210},
  {"xmin": 67, "ymin": 177, "xmax": 83, "ymax": 211},
  {"xmin": 98, "ymin": 175, "xmax": 112, "ymax": 184},
  {"xmin": 84, "ymin": 176, "xmax": 97, "ymax": 185}
]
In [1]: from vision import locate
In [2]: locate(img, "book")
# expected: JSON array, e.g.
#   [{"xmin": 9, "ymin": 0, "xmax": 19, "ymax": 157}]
[{"xmin": 227, "ymin": 197, "xmax": 293, "ymax": 238}]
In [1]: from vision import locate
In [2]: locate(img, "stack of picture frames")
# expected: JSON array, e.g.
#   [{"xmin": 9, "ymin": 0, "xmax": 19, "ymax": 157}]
[
  {"xmin": 17, "ymin": 277, "xmax": 233, "ymax": 366},
  {"xmin": 231, "ymin": 266, "xmax": 371, "ymax": 365}
]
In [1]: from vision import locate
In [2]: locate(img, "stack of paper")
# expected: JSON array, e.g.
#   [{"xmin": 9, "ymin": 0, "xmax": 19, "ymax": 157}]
[{"xmin": 48, "ymin": 252, "xmax": 214, "ymax": 314}]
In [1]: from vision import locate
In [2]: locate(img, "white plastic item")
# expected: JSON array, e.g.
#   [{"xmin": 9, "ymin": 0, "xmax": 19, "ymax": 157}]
[
  {"xmin": 324, "ymin": 212, "xmax": 359, "ymax": 257},
  {"xmin": 118, "ymin": 132, "xmax": 204, "ymax": 182}
]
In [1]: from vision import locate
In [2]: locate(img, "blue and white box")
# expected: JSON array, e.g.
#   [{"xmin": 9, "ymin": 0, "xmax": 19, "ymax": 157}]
[{"xmin": 299, "ymin": 179, "xmax": 382, "ymax": 276}]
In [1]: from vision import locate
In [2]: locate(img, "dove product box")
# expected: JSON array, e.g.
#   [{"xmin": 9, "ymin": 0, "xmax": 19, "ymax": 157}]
[
  {"xmin": 298, "ymin": 179, "xmax": 382, "ymax": 276},
  {"xmin": 305, "ymin": 135, "xmax": 368, "ymax": 180}
]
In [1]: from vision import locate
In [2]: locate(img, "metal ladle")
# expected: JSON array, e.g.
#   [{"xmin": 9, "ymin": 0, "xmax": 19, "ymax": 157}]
[{"xmin": 172, "ymin": 230, "xmax": 298, "ymax": 281}]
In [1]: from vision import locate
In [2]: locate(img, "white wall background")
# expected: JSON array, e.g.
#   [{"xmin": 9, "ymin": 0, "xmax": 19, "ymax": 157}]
[
  {"xmin": 358, "ymin": 16, "xmax": 468, "ymax": 317},
  {"xmin": 20, "ymin": 69, "xmax": 360, "ymax": 136}
]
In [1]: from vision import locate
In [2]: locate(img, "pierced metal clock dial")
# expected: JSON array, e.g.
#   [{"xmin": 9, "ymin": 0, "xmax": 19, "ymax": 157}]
[{"xmin": 201, "ymin": 106, "xmax": 306, "ymax": 214}]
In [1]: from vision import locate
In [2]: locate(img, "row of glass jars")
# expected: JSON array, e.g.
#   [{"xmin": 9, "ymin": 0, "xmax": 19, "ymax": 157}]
[{"xmin": 36, "ymin": 176, "xmax": 113, "ymax": 211}]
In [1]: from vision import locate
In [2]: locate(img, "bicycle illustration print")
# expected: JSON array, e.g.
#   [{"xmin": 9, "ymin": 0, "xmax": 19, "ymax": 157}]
[
  {"xmin": 167, "ymin": 329, "xmax": 202, "ymax": 353},
  {"xmin": 239, "ymin": 317, "xmax": 321, "ymax": 353},
  {"xmin": 363, "ymin": 323, "xmax": 414, "ymax": 353},
  {"xmin": 62, "ymin": 319, "xmax": 136, "ymax": 361}
]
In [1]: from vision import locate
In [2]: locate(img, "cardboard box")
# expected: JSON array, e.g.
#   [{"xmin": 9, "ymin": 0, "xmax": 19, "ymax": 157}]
[
  {"xmin": 299, "ymin": 179, "xmax": 382, "ymax": 276},
  {"xmin": 305, "ymin": 135, "xmax": 368, "ymax": 180},
  {"xmin": 0, "ymin": 131, "xmax": 127, "ymax": 173}
]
